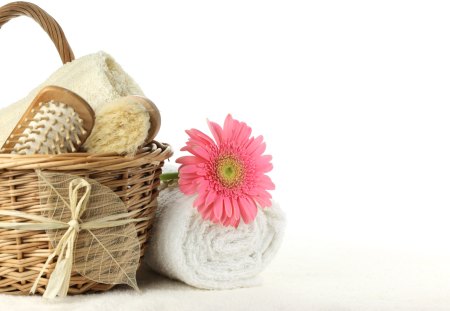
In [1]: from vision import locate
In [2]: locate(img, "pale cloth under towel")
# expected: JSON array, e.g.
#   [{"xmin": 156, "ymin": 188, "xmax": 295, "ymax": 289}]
[
  {"xmin": 0, "ymin": 51, "xmax": 144, "ymax": 146},
  {"xmin": 144, "ymin": 187, "xmax": 286, "ymax": 290}
]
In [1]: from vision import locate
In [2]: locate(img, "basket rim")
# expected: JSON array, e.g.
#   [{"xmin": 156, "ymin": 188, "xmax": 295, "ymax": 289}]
[{"xmin": 0, "ymin": 141, "xmax": 172, "ymax": 171}]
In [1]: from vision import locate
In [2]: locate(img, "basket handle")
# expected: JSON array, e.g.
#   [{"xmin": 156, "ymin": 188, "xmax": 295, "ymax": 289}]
[{"xmin": 0, "ymin": 1, "xmax": 74, "ymax": 64}]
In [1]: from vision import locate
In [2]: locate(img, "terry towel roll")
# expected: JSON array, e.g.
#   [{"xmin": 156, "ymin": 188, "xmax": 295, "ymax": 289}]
[{"xmin": 145, "ymin": 187, "xmax": 286, "ymax": 289}]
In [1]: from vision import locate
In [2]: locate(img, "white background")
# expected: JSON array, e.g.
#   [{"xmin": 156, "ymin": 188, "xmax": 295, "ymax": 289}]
[{"xmin": 1, "ymin": 0, "xmax": 450, "ymax": 256}]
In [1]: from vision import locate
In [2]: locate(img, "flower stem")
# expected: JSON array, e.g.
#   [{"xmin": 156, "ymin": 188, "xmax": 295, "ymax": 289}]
[{"xmin": 160, "ymin": 172, "xmax": 179, "ymax": 181}]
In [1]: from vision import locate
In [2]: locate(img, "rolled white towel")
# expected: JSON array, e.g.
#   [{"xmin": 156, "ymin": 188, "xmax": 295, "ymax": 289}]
[{"xmin": 145, "ymin": 187, "xmax": 286, "ymax": 289}]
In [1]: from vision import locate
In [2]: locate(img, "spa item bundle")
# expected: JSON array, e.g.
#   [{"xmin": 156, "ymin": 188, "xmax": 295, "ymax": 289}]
[{"xmin": 0, "ymin": 1, "xmax": 284, "ymax": 299}]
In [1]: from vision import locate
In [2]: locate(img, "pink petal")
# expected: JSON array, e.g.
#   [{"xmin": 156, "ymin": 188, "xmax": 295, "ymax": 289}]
[
  {"xmin": 210, "ymin": 211, "xmax": 220, "ymax": 223},
  {"xmin": 197, "ymin": 180, "xmax": 210, "ymax": 194},
  {"xmin": 220, "ymin": 208, "xmax": 229, "ymax": 223},
  {"xmin": 179, "ymin": 176, "xmax": 203, "ymax": 187},
  {"xmin": 231, "ymin": 218, "xmax": 240, "ymax": 228},
  {"xmin": 179, "ymin": 165, "xmax": 199, "ymax": 174},
  {"xmin": 196, "ymin": 170, "xmax": 208, "ymax": 177},
  {"xmin": 179, "ymin": 183, "xmax": 197, "ymax": 195},
  {"xmin": 222, "ymin": 114, "xmax": 235, "ymax": 141},
  {"xmin": 257, "ymin": 175, "xmax": 276, "ymax": 190},
  {"xmin": 213, "ymin": 217, "xmax": 221, "ymax": 224},
  {"xmin": 256, "ymin": 189, "xmax": 273, "ymax": 200},
  {"xmin": 231, "ymin": 197, "xmax": 240, "ymax": 221},
  {"xmin": 186, "ymin": 129, "xmax": 215, "ymax": 146},
  {"xmin": 188, "ymin": 145, "xmax": 210, "ymax": 160},
  {"xmin": 231, "ymin": 119, "xmax": 247, "ymax": 143},
  {"xmin": 207, "ymin": 120, "xmax": 224, "ymax": 145},
  {"xmin": 246, "ymin": 135, "xmax": 264, "ymax": 153},
  {"xmin": 202, "ymin": 207, "xmax": 214, "ymax": 221},
  {"xmin": 213, "ymin": 198, "xmax": 223, "ymax": 220},
  {"xmin": 238, "ymin": 197, "xmax": 257, "ymax": 224},
  {"xmin": 185, "ymin": 145, "xmax": 211, "ymax": 161},
  {"xmin": 224, "ymin": 197, "xmax": 233, "ymax": 217},
  {"xmin": 178, "ymin": 174, "xmax": 198, "ymax": 185},
  {"xmin": 230, "ymin": 123, "xmax": 241, "ymax": 143},
  {"xmin": 254, "ymin": 194, "xmax": 272, "ymax": 208},
  {"xmin": 250, "ymin": 141, "xmax": 266, "ymax": 156},
  {"xmin": 236, "ymin": 122, "xmax": 252, "ymax": 146},
  {"xmin": 193, "ymin": 192, "xmax": 207, "ymax": 207},
  {"xmin": 256, "ymin": 155, "xmax": 273, "ymax": 173},
  {"xmin": 204, "ymin": 190, "xmax": 217, "ymax": 208},
  {"xmin": 176, "ymin": 156, "xmax": 203, "ymax": 165},
  {"xmin": 198, "ymin": 201, "xmax": 211, "ymax": 217},
  {"xmin": 221, "ymin": 217, "xmax": 232, "ymax": 227},
  {"xmin": 239, "ymin": 204, "xmax": 251, "ymax": 224},
  {"xmin": 178, "ymin": 171, "xmax": 195, "ymax": 180},
  {"xmin": 256, "ymin": 162, "xmax": 273, "ymax": 174},
  {"xmin": 223, "ymin": 197, "xmax": 233, "ymax": 215}
]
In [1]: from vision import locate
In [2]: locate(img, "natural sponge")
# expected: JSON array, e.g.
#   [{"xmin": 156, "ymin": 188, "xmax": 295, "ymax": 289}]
[{"xmin": 83, "ymin": 96, "xmax": 161, "ymax": 155}]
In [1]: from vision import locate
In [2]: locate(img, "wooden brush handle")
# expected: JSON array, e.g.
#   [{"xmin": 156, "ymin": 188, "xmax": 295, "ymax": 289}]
[{"xmin": 0, "ymin": 2, "xmax": 74, "ymax": 64}]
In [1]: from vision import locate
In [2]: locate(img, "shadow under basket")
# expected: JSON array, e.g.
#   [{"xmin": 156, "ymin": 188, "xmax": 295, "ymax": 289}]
[{"xmin": 0, "ymin": 142, "xmax": 172, "ymax": 295}]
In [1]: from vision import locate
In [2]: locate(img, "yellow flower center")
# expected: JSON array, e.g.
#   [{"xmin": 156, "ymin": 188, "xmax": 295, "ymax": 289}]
[{"xmin": 216, "ymin": 156, "xmax": 244, "ymax": 188}]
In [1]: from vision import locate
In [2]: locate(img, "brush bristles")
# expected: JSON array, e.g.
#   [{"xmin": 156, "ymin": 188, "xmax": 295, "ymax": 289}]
[
  {"xmin": 83, "ymin": 98, "xmax": 150, "ymax": 155},
  {"xmin": 8, "ymin": 100, "xmax": 88, "ymax": 155}
]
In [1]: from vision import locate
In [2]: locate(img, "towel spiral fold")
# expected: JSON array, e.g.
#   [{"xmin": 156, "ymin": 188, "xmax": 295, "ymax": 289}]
[{"xmin": 145, "ymin": 187, "xmax": 285, "ymax": 289}]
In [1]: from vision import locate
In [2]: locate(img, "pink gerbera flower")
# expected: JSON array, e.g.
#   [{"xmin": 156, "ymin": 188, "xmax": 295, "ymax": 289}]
[{"xmin": 176, "ymin": 115, "xmax": 275, "ymax": 227}]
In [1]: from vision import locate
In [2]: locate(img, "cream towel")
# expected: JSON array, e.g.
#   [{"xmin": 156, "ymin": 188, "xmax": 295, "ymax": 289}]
[
  {"xmin": 145, "ymin": 187, "xmax": 286, "ymax": 290},
  {"xmin": 0, "ymin": 51, "xmax": 144, "ymax": 146}
]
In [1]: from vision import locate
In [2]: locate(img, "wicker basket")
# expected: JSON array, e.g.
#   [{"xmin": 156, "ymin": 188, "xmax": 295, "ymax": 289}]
[{"xmin": 0, "ymin": 2, "xmax": 172, "ymax": 295}]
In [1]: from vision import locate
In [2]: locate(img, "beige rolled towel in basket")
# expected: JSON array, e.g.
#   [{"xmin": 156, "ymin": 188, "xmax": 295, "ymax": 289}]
[{"xmin": 0, "ymin": 51, "xmax": 144, "ymax": 146}]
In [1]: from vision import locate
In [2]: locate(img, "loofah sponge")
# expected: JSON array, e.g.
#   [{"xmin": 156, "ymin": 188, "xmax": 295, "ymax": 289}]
[{"xmin": 83, "ymin": 96, "xmax": 160, "ymax": 155}]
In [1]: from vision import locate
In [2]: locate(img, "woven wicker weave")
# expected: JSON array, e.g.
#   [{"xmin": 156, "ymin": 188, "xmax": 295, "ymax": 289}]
[{"xmin": 0, "ymin": 2, "xmax": 172, "ymax": 295}]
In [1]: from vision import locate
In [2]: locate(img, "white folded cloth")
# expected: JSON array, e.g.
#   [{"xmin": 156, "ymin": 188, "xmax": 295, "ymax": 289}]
[
  {"xmin": 144, "ymin": 187, "xmax": 286, "ymax": 289},
  {"xmin": 0, "ymin": 51, "xmax": 143, "ymax": 146}
]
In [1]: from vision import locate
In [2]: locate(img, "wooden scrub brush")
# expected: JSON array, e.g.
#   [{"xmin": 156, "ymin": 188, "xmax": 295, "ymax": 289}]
[
  {"xmin": 1, "ymin": 86, "xmax": 95, "ymax": 155},
  {"xmin": 84, "ymin": 95, "xmax": 161, "ymax": 155}
]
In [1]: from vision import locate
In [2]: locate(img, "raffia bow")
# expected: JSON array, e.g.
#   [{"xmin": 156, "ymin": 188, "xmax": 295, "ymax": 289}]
[{"xmin": 0, "ymin": 171, "xmax": 148, "ymax": 299}]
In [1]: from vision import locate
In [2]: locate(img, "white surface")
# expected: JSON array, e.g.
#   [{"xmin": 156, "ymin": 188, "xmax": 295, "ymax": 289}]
[
  {"xmin": 1, "ymin": 0, "xmax": 450, "ymax": 309},
  {"xmin": 2, "ymin": 236, "xmax": 450, "ymax": 311}
]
